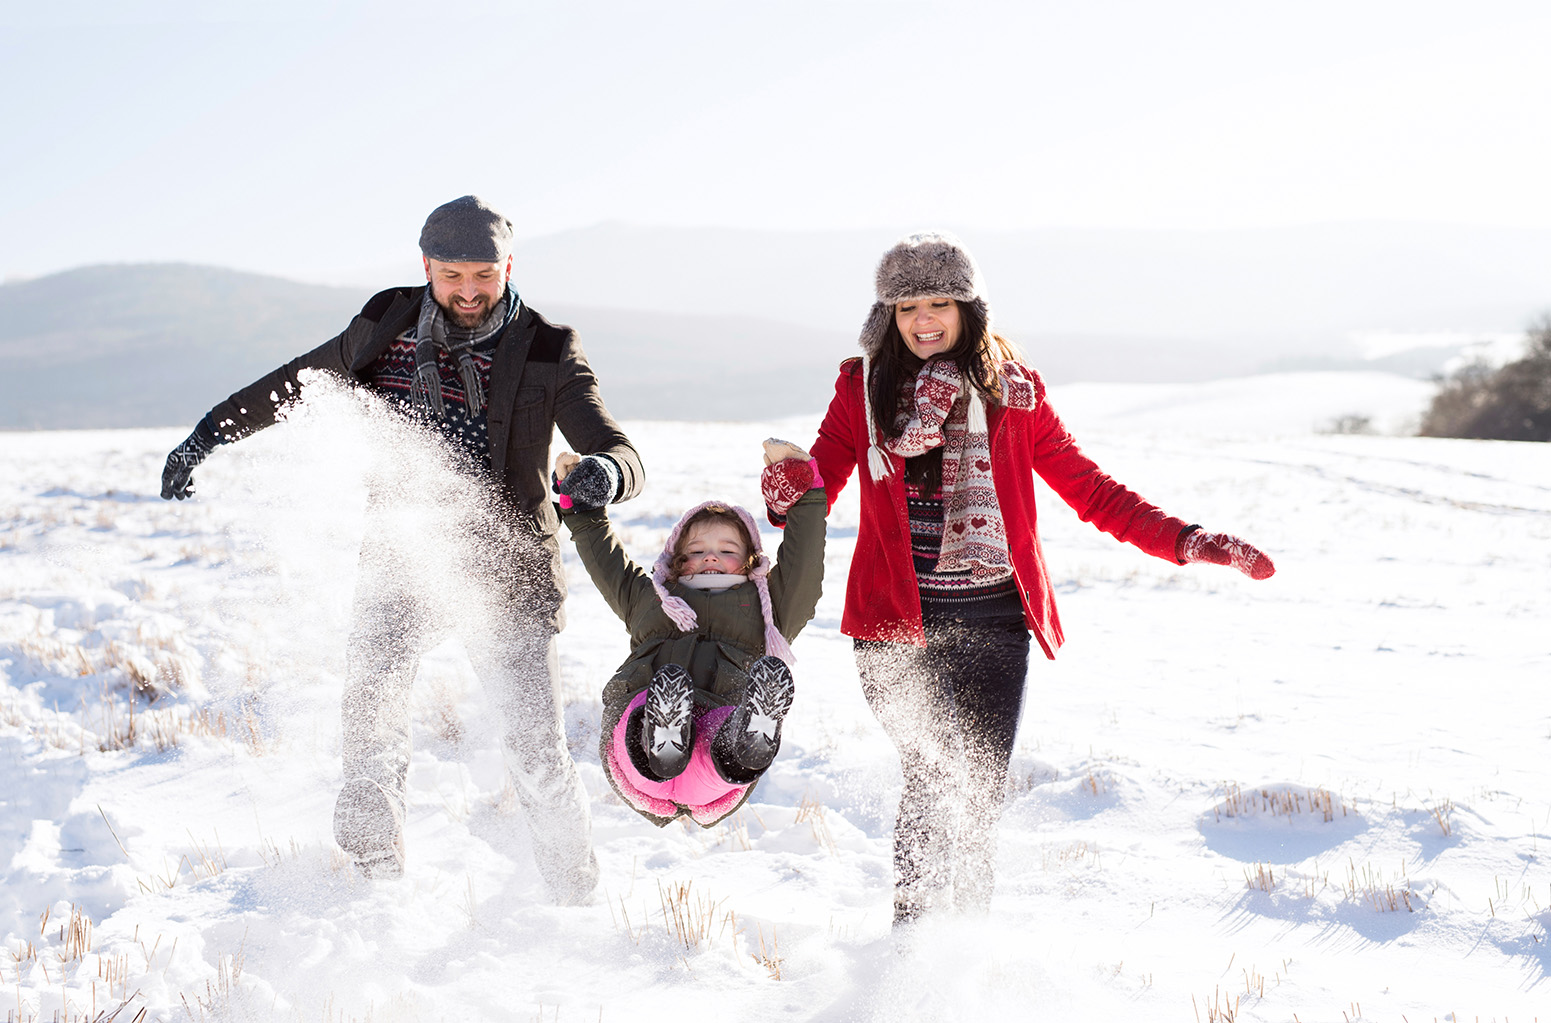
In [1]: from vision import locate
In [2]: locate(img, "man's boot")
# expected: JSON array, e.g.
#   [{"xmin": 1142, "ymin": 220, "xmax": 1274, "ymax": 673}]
[{"xmin": 333, "ymin": 777, "xmax": 405, "ymax": 879}]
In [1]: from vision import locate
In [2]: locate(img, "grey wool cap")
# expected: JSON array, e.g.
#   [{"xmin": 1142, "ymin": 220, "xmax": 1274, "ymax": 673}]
[{"xmin": 419, "ymin": 195, "xmax": 514, "ymax": 263}]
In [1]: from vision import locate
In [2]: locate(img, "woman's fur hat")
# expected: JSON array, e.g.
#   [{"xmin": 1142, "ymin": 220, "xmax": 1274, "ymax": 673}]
[
  {"xmin": 858, "ymin": 231, "xmax": 990, "ymax": 357},
  {"xmin": 648, "ymin": 501, "xmax": 795, "ymax": 664}
]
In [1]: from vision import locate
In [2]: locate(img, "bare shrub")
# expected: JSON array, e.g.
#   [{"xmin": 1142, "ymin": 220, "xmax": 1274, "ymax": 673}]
[{"xmin": 1420, "ymin": 318, "xmax": 1551, "ymax": 440}]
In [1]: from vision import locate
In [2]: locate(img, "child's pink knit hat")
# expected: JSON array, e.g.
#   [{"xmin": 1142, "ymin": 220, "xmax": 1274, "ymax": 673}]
[{"xmin": 649, "ymin": 500, "xmax": 795, "ymax": 664}]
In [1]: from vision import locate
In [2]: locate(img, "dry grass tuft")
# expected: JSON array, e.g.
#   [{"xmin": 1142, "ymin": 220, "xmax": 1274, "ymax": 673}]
[
  {"xmin": 606, "ymin": 879, "xmax": 784, "ymax": 980},
  {"xmin": 94, "ymin": 689, "xmax": 229, "ymax": 753},
  {"xmin": 795, "ymin": 792, "xmax": 836, "ymax": 854},
  {"xmin": 178, "ymin": 946, "xmax": 245, "ymax": 1022},
  {"xmin": 705, "ymin": 806, "xmax": 770, "ymax": 854},
  {"xmin": 655, "ymin": 880, "xmax": 737, "ymax": 952},
  {"xmin": 1006, "ymin": 761, "xmax": 1060, "ymax": 795},
  {"xmin": 11, "ymin": 615, "xmax": 199, "ymax": 702},
  {"xmin": 1430, "ymin": 798, "xmax": 1454, "ymax": 837},
  {"xmin": 8, "ymin": 935, "xmax": 37, "ymax": 968},
  {"xmin": 1042, "ymin": 841, "xmax": 1101, "ymax": 872},
  {"xmin": 36, "ymin": 903, "xmax": 97, "ymax": 964},
  {"xmin": 751, "ymin": 925, "xmax": 783, "ymax": 981},
  {"xmin": 16, "ymin": 632, "xmax": 93, "ymax": 679},
  {"xmin": 258, "ymin": 836, "xmax": 304, "ymax": 869},
  {"xmin": 9, "ymin": 903, "xmax": 151, "ymax": 1023},
  {"xmin": 720, "ymin": 813, "xmax": 753, "ymax": 852},
  {"xmin": 1343, "ymin": 858, "xmax": 1423, "ymax": 913},
  {"xmin": 60, "ymin": 904, "xmax": 94, "ymax": 963},
  {"xmin": 103, "ymin": 626, "xmax": 201, "ymax": 700},
  {"xmin": 12, "ymin": 682, "xmax": 232, "ymax": 756},
  {"xmin": 134, "ymin": 831, "xmax": 228, "ymax": 895},
  {"xmin": 1244, "ymin": 862, "xmax": 1277, "ymax": 893},
  {"xmin": 1241, "ymin": 963, "xmax": 1267, "ymax": 999},
  {"xmin": 1193, "ymin": 984, "xmax": 1239, "ymax": 1022},
  {"xmin": 1213, "ymin": 783, "xmax": 1347, "ymax": 823}
]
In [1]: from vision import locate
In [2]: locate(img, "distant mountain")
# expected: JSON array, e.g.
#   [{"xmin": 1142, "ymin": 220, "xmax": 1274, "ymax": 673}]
[
  {"xmin": 0, "ymin": 264, "xmax": 852, "ymax": 428},
  {"xmin": 0, "ymin": 265, "xmax": 370, "ymax": 429}
]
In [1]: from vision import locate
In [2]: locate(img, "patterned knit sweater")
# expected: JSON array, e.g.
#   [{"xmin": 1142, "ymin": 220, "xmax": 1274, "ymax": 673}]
[
  {"xmin": 366, "ymin": 330, "xmax": 498, "ymax": 471},
  {"xmin": 904, "ymin": 479, "xmax": 1023, "ymax": 624}
]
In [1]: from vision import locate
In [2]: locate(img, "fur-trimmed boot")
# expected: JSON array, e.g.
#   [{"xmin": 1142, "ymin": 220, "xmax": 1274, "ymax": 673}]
[
  {"xmin": 642, "ymin": 664, "xmax": 694, "ymax": 779},
  {"xmin": 711, "ymin": 655, "xmax": 794, "ymax": 779}
]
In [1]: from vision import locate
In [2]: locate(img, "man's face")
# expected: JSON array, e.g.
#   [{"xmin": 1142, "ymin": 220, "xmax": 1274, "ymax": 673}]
[{"xmin": 424, "ymin": 255, "xmax": 512, "ymax": 328}]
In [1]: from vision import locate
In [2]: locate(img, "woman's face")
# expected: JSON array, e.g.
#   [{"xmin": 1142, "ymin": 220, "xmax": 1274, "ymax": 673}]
[{"xmin": 895, "ymin": 298, "xmax": 962, "ymax": 361}]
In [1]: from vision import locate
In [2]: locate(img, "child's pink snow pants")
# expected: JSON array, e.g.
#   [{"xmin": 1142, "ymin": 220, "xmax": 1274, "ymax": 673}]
[{"xmin": 606, "ymin": 691, "xmax": 749, "ymax": 826}]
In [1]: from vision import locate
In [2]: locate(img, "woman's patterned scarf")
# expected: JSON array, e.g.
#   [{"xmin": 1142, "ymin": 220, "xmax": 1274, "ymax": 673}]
[{"xmin": 863, "ymin": 357, "xmax": 1042, "ymax": 577}]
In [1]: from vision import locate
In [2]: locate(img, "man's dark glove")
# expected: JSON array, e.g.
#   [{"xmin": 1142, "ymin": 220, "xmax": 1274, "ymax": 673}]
[
  {"xmin": 161, "ymin": 419, "xmax": 221, "ymax": 500},
  {"xmin": 552, "ymin": 453, "xmax": 621, "ymax": 511}
]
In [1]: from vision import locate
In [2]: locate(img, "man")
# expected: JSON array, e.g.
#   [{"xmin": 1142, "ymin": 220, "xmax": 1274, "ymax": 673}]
[{"xmin": 160, "ymin": 196, "xmax": 642, "ymax": 901}]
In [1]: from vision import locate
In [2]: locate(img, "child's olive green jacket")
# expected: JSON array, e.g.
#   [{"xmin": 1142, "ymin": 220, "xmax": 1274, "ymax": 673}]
[{"xmin": 561, "ymin": 489, "xmax": 826, "ymax": 717}]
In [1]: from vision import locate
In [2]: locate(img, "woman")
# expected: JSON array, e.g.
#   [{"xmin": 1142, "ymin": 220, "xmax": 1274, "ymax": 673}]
[{"xmin": 767, "ymin": 232, "xmax": 1274, "ymax": 929}]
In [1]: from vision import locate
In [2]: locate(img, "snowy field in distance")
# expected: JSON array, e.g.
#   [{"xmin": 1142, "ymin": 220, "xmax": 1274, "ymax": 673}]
[{"xmin": 2, "ymin": 370, "xmax": 1549, "ymax": 1022}]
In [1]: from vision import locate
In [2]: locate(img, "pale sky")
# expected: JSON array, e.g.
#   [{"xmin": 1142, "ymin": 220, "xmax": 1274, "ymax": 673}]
[{"xmin": 5, "ymin": 0, "xmax": 1551, "ymax": 284}]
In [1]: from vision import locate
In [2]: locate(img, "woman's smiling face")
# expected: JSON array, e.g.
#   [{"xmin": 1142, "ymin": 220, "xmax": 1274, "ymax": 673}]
[{"xmin": 895, "ymin": 297, "xmax": 962, "ymax": 360}]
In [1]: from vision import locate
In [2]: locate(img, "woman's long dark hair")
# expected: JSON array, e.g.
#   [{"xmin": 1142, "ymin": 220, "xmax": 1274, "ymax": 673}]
[{"xmin": 868, "ymin": 300, "xmax": 1022, "ymax": 493}]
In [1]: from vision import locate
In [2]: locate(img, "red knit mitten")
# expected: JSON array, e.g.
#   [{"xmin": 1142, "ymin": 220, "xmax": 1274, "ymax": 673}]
[
  {"xmin": 1178, "ymin": 527, "xmax": 1276, "ymax": 580},
  {"xmin": 761, "ymin": 458, "xmax": 815, "ymax": 517}
]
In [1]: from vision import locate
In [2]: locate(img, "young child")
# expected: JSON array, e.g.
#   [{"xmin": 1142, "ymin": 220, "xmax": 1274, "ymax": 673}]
[{"xmin": 553, "ymin": 441, "xmax": 826, "ymax": 827}]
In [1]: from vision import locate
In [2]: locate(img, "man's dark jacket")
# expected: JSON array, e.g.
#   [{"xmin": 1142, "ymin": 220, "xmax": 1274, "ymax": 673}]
[{"xmin": 202, "ymin": 285, "xmax": 645, "ymax": 630}]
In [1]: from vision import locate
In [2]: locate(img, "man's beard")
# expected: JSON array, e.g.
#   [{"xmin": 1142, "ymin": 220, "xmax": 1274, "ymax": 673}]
[{"xmin": 439, "ymin": 296, "xmax": 489, "ymax": 329}]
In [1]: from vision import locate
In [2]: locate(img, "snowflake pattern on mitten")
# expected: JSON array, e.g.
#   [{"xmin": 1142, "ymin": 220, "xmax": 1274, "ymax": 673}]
[
  {"xmin": 1180, "ymin": 529, "xmax": 1276, "ymax": 580},
  {"xmin": 761, "ymin": 458, "xmax": 816, "ymax": 516}
]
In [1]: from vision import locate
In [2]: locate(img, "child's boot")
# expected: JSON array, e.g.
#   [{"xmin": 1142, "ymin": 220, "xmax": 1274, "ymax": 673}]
[
  {"xmin": 713, "ymin": 655, "xmax": 794, "ymax": 776},
  {"xmin": 643, "ymin": 664, "xmax": 694, "ymax": 779}
]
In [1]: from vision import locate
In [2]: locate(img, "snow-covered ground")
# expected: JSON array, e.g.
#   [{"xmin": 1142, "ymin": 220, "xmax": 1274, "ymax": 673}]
[{"xmin": 3, "ymin": 371, "xmax": 1548, "ymax": 1022}]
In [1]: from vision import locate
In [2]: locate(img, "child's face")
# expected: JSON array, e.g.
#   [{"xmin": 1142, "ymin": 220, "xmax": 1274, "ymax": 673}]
[{"xmin": 677, "ymin": 520, "xmax": 749, "ymax": 578}]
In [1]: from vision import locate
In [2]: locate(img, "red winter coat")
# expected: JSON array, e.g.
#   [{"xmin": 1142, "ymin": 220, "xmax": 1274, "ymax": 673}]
[{"xmin": 810, "ymin": 359, "xmax": 1190, "ymax": 658}]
